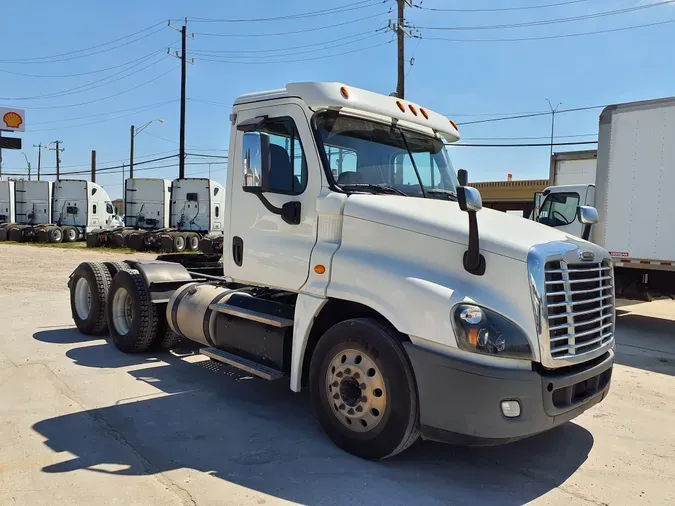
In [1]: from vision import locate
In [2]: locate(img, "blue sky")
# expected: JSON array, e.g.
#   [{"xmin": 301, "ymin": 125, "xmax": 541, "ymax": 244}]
[{"xmin": 1, "ymin": 0, "xmax": 674, "ymax": 199}]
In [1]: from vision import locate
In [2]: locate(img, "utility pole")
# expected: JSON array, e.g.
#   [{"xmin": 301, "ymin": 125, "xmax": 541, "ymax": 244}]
[
  {"xmin": 129, "ymin": 125, "xmax": 135, "ymax": 179},
  {"xmin": 21, "ymin": 152, "xmax": 31, "ymax": 180},
  {"xmin": 91, "ymin": 150, "xmax": 96, "ymax": 182},
  {"xmin": 390, "ymin": 0, "xmax": 413, "ymax": 99},
  {"xmin": 49, "ymin": 140, "xmax": 64, "ymax": 179},
  {"xmin": 169, "ymin": 19, "xmax": 194, "ymax": 180},
  {"xmin": 546, "ymin": 99, "xmax": 561, "ymax": 160},
  {"xmin": 33, "ymin": 143, "xmax": 45, "ymax": 180}
]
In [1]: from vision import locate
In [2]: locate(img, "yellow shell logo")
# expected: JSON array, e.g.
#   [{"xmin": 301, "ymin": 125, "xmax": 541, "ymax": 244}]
[{"xmin": 3, "ymin": 111, "xmax": 23, "ymax": 129}]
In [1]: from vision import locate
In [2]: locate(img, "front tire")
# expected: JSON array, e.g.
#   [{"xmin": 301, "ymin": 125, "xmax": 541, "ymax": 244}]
[
  {"xmin": 106, "ymin": 269, "xmax": 159, "ymax": 353},
  {"xmin": 69, "ymin": 262, "xmax": 112, "ymax": 335},
  {"xmin": 309, "ymin": 318, "xmax": 420, "ymax": 460}
]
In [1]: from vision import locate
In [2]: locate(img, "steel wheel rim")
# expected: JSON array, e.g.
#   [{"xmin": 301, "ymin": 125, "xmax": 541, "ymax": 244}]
[
  {"xmin": 67, "ymin": 229, "xmax": 76, "ymax": 240},
  {"xmin": 189, "ymin": 236, "xmax": 198, "ymax": 249},
  {"xmin": 53, "ymin": 229, "xmax": 62, "ymax": 241},
  {"xmin": 175, "ymin": 236, "xmax": 185, "ymax": 249},
  {"xmin": 112, "ymin": 287, "xmax": 133, "ymax": 335},
  {"xmin": 325, "ymin": 348, "xmax": 387, "ymax": 433},
  {"xmin": 74, "ymin": 277, "xmax": 92, "ymax": 320}
]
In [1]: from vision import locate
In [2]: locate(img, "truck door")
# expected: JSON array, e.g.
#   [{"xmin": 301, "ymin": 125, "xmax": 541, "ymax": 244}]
[
  {"xmin": 536, "ymin": 190, "xmax": 583, "ymax": 237},
  {"xmin": 227, "ymin": 104, "xmax": 319, "ymax": 290}
]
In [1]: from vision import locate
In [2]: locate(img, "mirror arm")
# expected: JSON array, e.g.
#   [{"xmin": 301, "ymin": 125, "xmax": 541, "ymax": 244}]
[
  {"xmin": 243, "ymin": 188, "xmax": 301, "ymax": 225},
  {"xmin": 464, "ymin": 211, "xmax": 486, "ymax": 275},
  {"xmin": 582, "ymin": 224, "xmax": 592, "ymax": 241}
]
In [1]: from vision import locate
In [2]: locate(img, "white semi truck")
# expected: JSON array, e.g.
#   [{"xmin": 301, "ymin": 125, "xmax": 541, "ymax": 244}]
[
  {"xmin": 67, "ymin": 82, "xmax": 615, "ymax": 459},
  {"xmin": 535, "ymin": 96, "xmax": 675, "ymax": 301},
  {"xmin": 0, "ymin": 179, "xmax": 120, "ymax": 243},
  {"xmin": 90, "ymin": 178, "xmax": 225, "ymax": 254}
]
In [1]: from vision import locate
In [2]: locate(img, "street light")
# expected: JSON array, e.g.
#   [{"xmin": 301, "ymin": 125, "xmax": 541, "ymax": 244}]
[
  {"xmin": 545, "ymin": 98, "xmax": 562, "ymax": 160},
  {"xmin": 129, "ymin": 119, "xmax": 165, "ymax": 179},
  {"xmin": 21, "ymin": 152, "xmax": 31, "ymax": 181}
]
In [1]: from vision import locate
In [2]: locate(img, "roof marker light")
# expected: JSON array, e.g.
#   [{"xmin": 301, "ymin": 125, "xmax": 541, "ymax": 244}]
[
  {"xmin": 396, "ymin": 101, "xmax": 406, "ymax": 113},
  {"xmin": 340, "ymin": 86, "xmax": 350, "ymax": 99},
  {"xmin": 450, "ymin": 119, "xmax": 459, "ymax": 131},
  {"xmin": 408, "ymin": 104, "xmax": 418, "ymax": 116},
  {"xmin": 420, "ymin": 108, "xmax": 429, "ymax": 119}
]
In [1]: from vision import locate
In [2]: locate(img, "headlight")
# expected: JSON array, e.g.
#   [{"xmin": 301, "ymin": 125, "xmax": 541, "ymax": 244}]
[{"xmin": 451, "ymin": 304, "xmax": 533, "ymax": 360}]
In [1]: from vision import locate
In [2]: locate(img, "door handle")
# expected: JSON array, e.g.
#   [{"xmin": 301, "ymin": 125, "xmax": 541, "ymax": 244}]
[{"xmin": 232, "ymin": 236, "xmax": 243, "ymax": 266}]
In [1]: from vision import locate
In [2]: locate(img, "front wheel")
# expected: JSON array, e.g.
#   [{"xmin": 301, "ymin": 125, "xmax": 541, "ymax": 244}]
[{"xmin": 309, "ymin": 318, "xmax": 420, "ymax": 460}]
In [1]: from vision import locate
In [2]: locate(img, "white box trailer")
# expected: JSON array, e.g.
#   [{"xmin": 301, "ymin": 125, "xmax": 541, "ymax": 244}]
[
  {"xmin": 549, "ymin": 150, "xmax": 598, "ymax": 186},
  {"xmin": 535, "ymin": 96, "xmax": 675, "ymax": 300},
  {"xmin": 15, "ymin": 180, "xmax": 52, "ymax": 225}
]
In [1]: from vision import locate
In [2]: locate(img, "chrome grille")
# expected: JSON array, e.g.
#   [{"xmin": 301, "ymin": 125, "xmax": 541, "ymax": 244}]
[{"xmin": 544, "ymin": 261, "xmax": 615, "ymax": 359}]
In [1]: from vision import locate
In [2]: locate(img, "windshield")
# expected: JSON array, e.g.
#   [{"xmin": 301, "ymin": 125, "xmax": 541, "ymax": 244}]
[{"xmin": 315, "ymin": 111, "xmax": 459, "ymax": 198}]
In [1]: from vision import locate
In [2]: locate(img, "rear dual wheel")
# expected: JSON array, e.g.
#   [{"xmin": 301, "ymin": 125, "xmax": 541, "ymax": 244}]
[
  {"xmin": 69, "ymin": 262, "xmax": 112, "ymax": 335},
  {"xmin": 310, "ymin": 318, "xmax": 420, "ymax": 460}
]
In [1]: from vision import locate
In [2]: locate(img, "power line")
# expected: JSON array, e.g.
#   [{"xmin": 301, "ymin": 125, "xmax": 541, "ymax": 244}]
[
  {"xmin": 23, "ymin": 65, "xmax": 179, "ymax": 110},
  {"xmin": 190, "ymin": 31, "xmax": 385, "ymax": 60},
  {"xmin": 0, "ymin": 22, "xmax": 167, "ymax": 64},
  {"xmin": 197, "ymin": 39, "xmax": 393, "ymax": 65},
  {"xmin": 31, "ymin": 99, "xmax": 178, "ymax": 125},
  {"xmin": 194, "ymin": 11, "xmax": 390, "ymax": 38},
  {"xmin": 190, "ymin": 0, "xmax": 386, "ymax": 23},
  {"xmin": 416, "ymin": 0, "xmax": 595, "ymax": 13},
  {"xmin": 424, "ymin": 18, "xmax": 675, "ymax": 43},
  {"xmin": 450, "ymin": 141, "xmax": 598, "ymax": 147},
  {"xmin": 462, "ymin": 133, "xmax": 597, "ymax": 141},
  {"xmin": 0, "ymin": 53, "xmax": 167, "ymax": 101},
  {"xmin": 418, "ymin": 0, "xmax": 675, "ymax": 31},
  {"xmin": 456, "ymin": 104, "xmax": 605, "ymax": 126}
]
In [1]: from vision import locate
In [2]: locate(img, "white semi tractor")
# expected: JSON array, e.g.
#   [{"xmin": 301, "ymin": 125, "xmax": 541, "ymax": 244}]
[
  {"xmin": 67, "ymin": 82, "xmax": 615, "ymax": 459},
  {"xmin": 89, "ymin": 177, "xmax": 225, "ymax": 253},
  {"xmin": 535, "ymin": 96, "xmax": 675, "ymax": 301},
  {"xmin": 0, "ymin": 179, "xmax": 120, "ymax": 243}
]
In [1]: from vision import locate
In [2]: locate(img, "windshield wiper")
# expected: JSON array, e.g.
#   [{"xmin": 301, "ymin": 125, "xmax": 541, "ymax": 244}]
[
  {"xmin": 340, "ymin": 183, "xmax": 409, "ymax": 197},
  {"xmin": 426, "ymin": 189, "xmax": 458, "ymax": 201}
]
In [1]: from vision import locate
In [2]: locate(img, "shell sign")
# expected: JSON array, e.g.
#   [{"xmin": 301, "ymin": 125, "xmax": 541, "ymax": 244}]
[{"xmin": 0, "ymin": 107, "xmax": 26, "ymax": 132}]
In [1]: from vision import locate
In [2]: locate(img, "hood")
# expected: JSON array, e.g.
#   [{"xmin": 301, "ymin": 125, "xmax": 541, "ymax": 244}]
[{"xmin": 343, "ymin": 194, "xmax": 583, "ymax": 262}]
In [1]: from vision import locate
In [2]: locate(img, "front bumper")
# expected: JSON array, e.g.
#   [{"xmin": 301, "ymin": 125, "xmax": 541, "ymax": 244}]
[{"xmin": 403, "ymin": 343, "xmax": 614, "ymax": 445}]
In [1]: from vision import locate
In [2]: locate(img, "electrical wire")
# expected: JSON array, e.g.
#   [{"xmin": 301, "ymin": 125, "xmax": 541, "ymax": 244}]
[
  {"xmin": 0, "ymin": 47, "xmax": 171, "ymax": 78},
  {"xmin": 2, "ymin": 154, "xmax": 179, "ymax": 177},
  {"xmin": 31, "ymin": 99, "xmax": 178, "ymax": 125},
  {"xmin": 30, "ymin": 100, "xmax": 178, "ymax": 132},
  {"xmin": 450, "ymin": 141, "xmax": 598, "ymax": 147},
  {"xmin": 456, "ymin": 104, "xmax": 606, "ymax": 126},
  {"xmin": 194, "ymin": 11, "xmax": 389, "ymax": 37},
  {"xmin": 24, "ymin": 65, "xmax": 178, "ymax": 110},
  {"xmin": 190, "ymin": 0, "xmax": 386, "ymax": 23},
  {"xmin": 198, "ymin": 39, "xmax": 393, "ymax": 65},
  {"xmin": 462, "ymin": 133, "xmax": 597, "ymax": 141},
  {"xmin": 0, "ymin": 24, "xmax": 169, "ymax": 64},
  {"xmin": 0, "ymin": 52, "xmax": 167, "ymax": 101},
  {"xmin": 416, "ymin": 0, "xmax": 596, "ymax": 13},
  {"xmin": 190, "ymin": 29, "xmax": 384, "ymax": 56},
  {"xmin": 190, "ymin": 32, "xmax": 385, "ymax": 59},
  {"xmin": 418, "ymin": 0, "xmax": 675, "ymax": 31},
  {"xmin": 424, "ymin": 18, "xmax": 675, "ymax": 43}
]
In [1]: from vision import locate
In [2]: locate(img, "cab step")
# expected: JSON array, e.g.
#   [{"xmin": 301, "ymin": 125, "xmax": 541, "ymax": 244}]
[
  {"xmin": 209, "ymin": 301, "xmax": 294, "ymax": 328},
  {"xmin": 200, "ymin": 347, "xmax": 285, "ymax": 380}
]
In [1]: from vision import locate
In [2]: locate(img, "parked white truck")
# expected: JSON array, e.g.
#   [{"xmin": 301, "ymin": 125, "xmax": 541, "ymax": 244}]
[
  {"xmin": 67, "ymin": 82, "xmax": 615, "ymax": 459},
  {"xmin": 535, "ymin": 96, "xmax": 675, "ymax": 301},
  {"xmin": 0, "ymin": 179, "xmax": 120, "ymax": 243}
]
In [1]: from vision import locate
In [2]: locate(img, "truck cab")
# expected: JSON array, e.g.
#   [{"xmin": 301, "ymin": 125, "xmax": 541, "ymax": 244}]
[
  {"xmin": 53, "ymin": 179, "xmax": 117, "ymax": 231},
  {"xmin": 68, "ymin": 82, "xmax": 615, "ymax": 460},
  {"xmin": 535, "ymin": 184, "xmax": 596, "ymax": 237}
]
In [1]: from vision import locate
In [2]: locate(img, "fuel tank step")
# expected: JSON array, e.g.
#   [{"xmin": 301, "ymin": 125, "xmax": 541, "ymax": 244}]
[
  {"xmin": 209, "ymin": 302, "xmax": 294, "ymax": 328},
  {"xmin": 200, "ymin": 347, "xmax": 285, "ymax": 380}
]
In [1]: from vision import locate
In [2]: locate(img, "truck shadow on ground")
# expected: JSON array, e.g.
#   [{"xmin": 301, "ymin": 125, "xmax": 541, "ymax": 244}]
[
  {"xmin": 31, "ymin": 331, "xmax": 595, "ymax": 506},
  {"xmin": 615, "ymin": 311, "xmax": 675, "ymax": 377}
]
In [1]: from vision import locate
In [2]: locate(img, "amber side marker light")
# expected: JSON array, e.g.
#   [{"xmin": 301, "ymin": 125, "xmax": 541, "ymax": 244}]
[
  {"xmin": 450, "ymin": 119, "xmax": 459, "ymax": 131},
  {"xmin": 408, "ymin": 104, "xmax": 418, "ymax": 116},
  {"xmin": 314, "ymin": 264, "xmax": 326, "ymax": 275},
  {"xmin": 420, "ymin": 108, "xmax": 429, "ymax": 119},
  {"xmin": 396, "ymin": 100, "xmax": 406, "ymax": 113},
  {"xmin": 340, "ymin": 87, "xmax": 350, "ymax": 99}
]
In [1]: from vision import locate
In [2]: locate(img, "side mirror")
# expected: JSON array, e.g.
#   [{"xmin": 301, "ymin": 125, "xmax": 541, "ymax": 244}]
[
  {"xmin": 578, "ymin": 206, "xmax": 598, "ymax": 241},
  {"xmin": 457, "ymin": 186, "xmax": 485, "ymax": 276},
  {"xmin": 578, "ymin": 205, "xmax": 598, "ymax": 225},
  {"xmin": 457, "ymin": 186, "xmax": 483, "ymax": 213},
  {"xmin": 242, "ymin": 132, "xmax": 270, "ymax": 192}
]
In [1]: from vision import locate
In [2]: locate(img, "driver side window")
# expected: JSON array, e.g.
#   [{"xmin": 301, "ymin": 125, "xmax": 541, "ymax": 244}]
[{"xmin": 538, "ymin": 192, "xmax": 580, "ymax": 227}]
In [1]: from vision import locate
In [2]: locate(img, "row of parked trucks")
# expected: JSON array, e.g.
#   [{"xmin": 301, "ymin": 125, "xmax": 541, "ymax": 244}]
[{"xmin": 0, "ymin": 177, "xmax": 225, "ymax": 254}]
